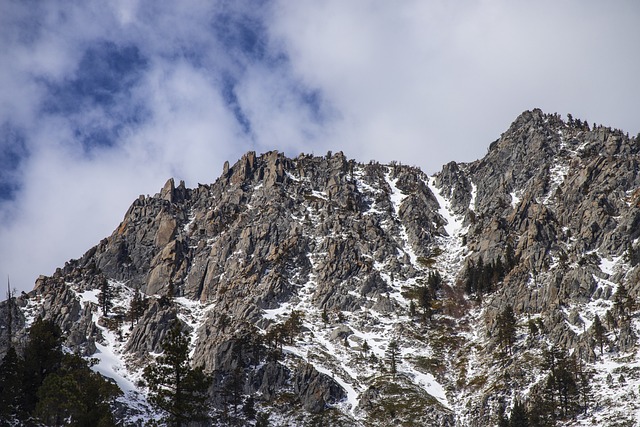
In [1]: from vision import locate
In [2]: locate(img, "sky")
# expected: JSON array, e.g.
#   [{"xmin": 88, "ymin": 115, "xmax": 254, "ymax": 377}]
[{"xmin": 1, "ymin": 0, "xmax": 639, "ymax": 295}]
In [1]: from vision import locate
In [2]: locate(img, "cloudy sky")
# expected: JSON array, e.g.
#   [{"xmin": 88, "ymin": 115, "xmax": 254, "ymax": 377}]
[{"xmin": 1, "ymin": 0, "xmax": 639, "ymax": 294}]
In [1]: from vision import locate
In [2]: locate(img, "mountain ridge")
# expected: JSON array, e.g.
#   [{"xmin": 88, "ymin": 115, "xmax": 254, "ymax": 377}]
[{"xmin": 2, "ymin": 108, "xmax": 640, "ymax": 426}]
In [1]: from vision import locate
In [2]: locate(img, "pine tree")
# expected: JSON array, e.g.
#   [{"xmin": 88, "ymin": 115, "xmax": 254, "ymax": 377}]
[
  {"xmin": 321, "ymin": 309, "xmax": 329, "ymax": 326},
  {"xmin": 497, "ymin": 406, "xmax": 510, "ymax": 427},
  {"xmin": 226, "ymin": 365, "xmax": 245, "ymax": 419},
  {"xmin": 0, "ymin": 347, "xmax": 22, "ymax": 422},
  {"xmin": 361, "ymin": 340, "xmax": 370, "ymax": 355},
  {"xmin": 510, "ymin": 399, "xmax": 529, "ymax": 427},
  {"xmin": 21, "ymin": 317, "xmax": 64, "ymax": 413},
  {"xmin": 143, "ymin": 320, "xmax": 211, "ymax": 426},
  {"xmin": 427, "ymin": 270, "xmax": 442, "ymax": 294},
  {"xmin": 541, "ymin": 345, "xmax": 580, "ymax": 419},
  {"xmin": 496, "ymin": 305, "xmax": 517, "ymax": 355},
  {"xmin": 528, "ymin": 318, "xmax": 539, "ymax": 337},
  {"xmin": 592, "ymin": 314, "xmax": 605, "ymax": 355},
  {"xmin": 282, "ymin": 310, "xmax": 304, "ymax": 343},
  {"xmin": 98, "ymin": 276, "xmax": 114, "ymax": 317},
  {"xmin": 4, "ymin": 278, "xmax": 14, "ymax": 348},
  {"xmin": 128, "ymin": 290, "xmax": 147, "ymax": 327},
  {"xmin": 255, "ymin": 411, "xmax": 271, "ymax": 427},
  {"xmin": 386, "ymin": 340, "xmax": 401, "ymax": 378},
  {"xmin": 417, "ymin": 285, "xmax": 432, "ymax": 320},
  {"xmin": 6, "ymin": 318, "xmax": 120, "ymax": 425},
  {"xmin": 34, "ymin": 353, "xmax": 121, "ymax": 426},
  {"xmin": 614, "ymin": 284, "xmax": 635, "ymax": 319},
  {"xmin": 243, "ymin": 396, "xmax": 256, "ymax": 421},
  {"xmin": 577, "ymin": 359, "xmax": 592, "ymax": 415}
]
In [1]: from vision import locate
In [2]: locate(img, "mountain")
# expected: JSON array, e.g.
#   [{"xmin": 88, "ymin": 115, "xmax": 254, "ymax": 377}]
[{"xmin": 2, "ymin": 108, "xmax": 640, "ymax": 426}]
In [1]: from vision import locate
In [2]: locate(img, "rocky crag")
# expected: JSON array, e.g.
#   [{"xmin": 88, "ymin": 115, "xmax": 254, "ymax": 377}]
[{"xmin": 2, "ymin": 109, "xmax": 640, "ymax": 426}]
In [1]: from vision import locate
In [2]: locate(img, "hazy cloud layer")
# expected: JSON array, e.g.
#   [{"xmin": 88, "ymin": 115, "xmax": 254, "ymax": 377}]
[{"xmin": 1, "ymin": 0, "xmax": 639, "ymax": 293}]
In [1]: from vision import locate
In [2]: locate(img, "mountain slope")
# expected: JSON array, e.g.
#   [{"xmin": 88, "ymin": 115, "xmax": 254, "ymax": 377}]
[{"xmin": 2, "ymin": 109, "xmax": 640, "ymax": 426}]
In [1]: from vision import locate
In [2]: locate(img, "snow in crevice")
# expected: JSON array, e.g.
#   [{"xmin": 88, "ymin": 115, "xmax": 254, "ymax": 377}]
[
  {"xmin": 384, "ymin": 171, "xmax": 418, "ymax": 266},
  {"xmin": 174, "ymin": 297, "xmax": 217, "ymax": 359},
  {"xmin": 352, "ymin": 167, "xmax": 384, "ymax": 215},
  {"xmin": 182, "ymin": 210, "xmax": 196, "ymax": 233},
  {"xmin": 599, "ymin": 255, "xmax": 622, "ymax": 276},
  {"xmin": 468, "ymin": 181, "xmax": 478, "ymax": 212},
  {"xmin": 384, "ymin": 172, "xmax": 408, "ymax": 217},
  {"xmin": 542, "ymin": 162, "xmax": 569, "ymax": 205},
  {"xmin": 427, "ymin": 176, "xmax": 464, "ymax": 238},
  {"xmin": 425, "ymin": 176, "xmax": 470, "ymax": 287},
  {"xmin": 71, "ymin": 281, "xmax": 156, "ymax": 420},
  {"xmin": 510, "ymin": 191, "xmax": 522, "ymax": 209}
]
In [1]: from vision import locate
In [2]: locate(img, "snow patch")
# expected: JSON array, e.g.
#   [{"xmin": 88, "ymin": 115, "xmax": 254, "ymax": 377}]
[
  {"xmin": 77, "ymin": 289, "xmax": 100, "ymax": 304},
  {"xmin": 427, "ymin": 176, "xmax": 464, "ymax": 237},
  {"xmin": 599, "ymin": 255, "xmax": 621, "ymax": 276},
  {"xmin": 510, "ymin": 191, "xmax": 521, "ymax": 209}
]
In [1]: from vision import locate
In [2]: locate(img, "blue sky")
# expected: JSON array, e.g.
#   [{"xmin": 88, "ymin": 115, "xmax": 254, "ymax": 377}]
[{"xmin": 1, "ymin": 0, "xmax": 640, "ymax": 294}]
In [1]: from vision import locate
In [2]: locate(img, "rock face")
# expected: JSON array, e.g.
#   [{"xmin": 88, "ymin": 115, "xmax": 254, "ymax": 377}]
[{"xmin": 3, "ymin": 109, "xmax": 640, "ymax": 426}]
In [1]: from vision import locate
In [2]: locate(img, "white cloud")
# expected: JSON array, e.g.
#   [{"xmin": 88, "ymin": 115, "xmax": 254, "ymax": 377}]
[
  {"xmin": 1, "ymin": 0, "xmax": 640, "ymax": 293},
  {"xmin": 269, "ymin": 0, "xmax": 640, "ymax": 167}
]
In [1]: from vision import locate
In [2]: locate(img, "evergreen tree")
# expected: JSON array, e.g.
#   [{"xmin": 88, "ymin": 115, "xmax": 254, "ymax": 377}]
[
  {"xmin": 386, "ymin": 340, "xmax": 401, "ymax": 378},
  {"xmin": 97, "ymin": 276, "xmax": 114, "ymax": 317},
  {"xmin": 528, "ymin": 318, "xmax": 539, "ymax": 337},
  {"xmin": 0, "ymin": 347, "xmax": 22, "ymax": 423},
  {"xmin": 510, "ymin": 399, "xmax": 529, "ymax": 427},
  {"xmin": 614, "ymin": 284, "xmax": 635, "ymax": 319},
  {"xmin": 3, "ymin": 318, "xmax": 121, "ymax": 425},
  {"xmin": 556, "ymin": 354, "xmax": 579, "ymax": 418},
  {"xmin": 361, "ymin": 340, "xmax": 370, "ymax": 355},
  {"xmin": 226, "ymin": 366, "xmax": 245, "ymax": 419},
  {"xmin": 128, "ymin": 290, "xmax": 147, "ymax": 327},
  {"xmin": 4, "ymin": 279, "xmax": 14, "ymax": 348},
  {"xmin": 527, "ymin": 392, "xmax": 553, "ymax": 427},
  {"xmin": 321, "ymin": 309, "xmax": 329, "ymax": 326},
  {"xmin": 255, "ymin": 411, "xmax": 270, "ymax": 427},
  {"xmin": 577, "ymin": 359, "xmax": 592, "ymax": 415},
  {"xmin": 505, "ymin": 242, "xmax": 516, "ymax": 271},
  {"xmin": 497, "ymin": 404, "xmax": 509, "ymax": 427},
  {"xmin": 21, "ymin": 317, "xmax": 64, "ymax": 412},
  {"xmin": 496, "ymin": 305, "xmax": 517, "ymax": 355},
  {"xmin": 243, "ymin": 396, "xmax": 256, "ymax": 421},
  {"xmin": 592, "ymin": 314, "xmax": 605, "ymax": 355},
  {"xmin": 465, "ymin": 259, "xmax": 477, "ymax": 295},
  {"xmin": 143, "ymin": 320, "xmax": 211, "ymax": 426},
  {"xmin": 605, "ymin": 309, "xmax": 617, "ymax": 330},
  {"xmin": 427, "ymin": 270, "xmax": 442, "ymax": 294},
  {"xmin": 285, "ymin": 310, "xmax": 304, "ymax": 339},
  {"xmin": 417, "ymin": 285, "xmax": 432, "ymax": 320},
  {"xmin": 34, "ymin": 353, "xmax": 121, "ymax": 426},
  {"xmin": 541, "ymin": 345, "xmax": 581, "ymax": 420}
]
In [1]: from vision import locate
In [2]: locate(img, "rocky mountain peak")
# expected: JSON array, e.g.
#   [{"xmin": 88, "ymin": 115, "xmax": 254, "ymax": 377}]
[{"xmin": 3, "ymin": 109, "xmax": 640, "ymax": 426}]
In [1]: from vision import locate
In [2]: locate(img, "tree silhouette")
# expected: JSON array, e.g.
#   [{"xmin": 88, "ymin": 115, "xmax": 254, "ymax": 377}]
[
  {"xmin": 98, "ymin": 276, "xmax": 114, "ymax": 317},
  {"xmin": 143, "ymin": 320, "xmax": 211, "ymax": 426},
  {"xmin": 592, "ymin": 314, "xmax": 605, "ymax": 355},
  {"xmin": 386, "ymin": 340, "xmax": 401, "ymax": 378},
  {"xmin": 496, "ymin": 305, "xmax": 517, "ymax": 355},
  {"xmin": 34, "ymin": 354, "xmax": 121, "ymax": 426},
  {"xmin": 128, "ymin": 290, "xmax": 147, "ymax": 327},
  {"xmin": 0, "ymin": 347, "xmax": 22, "ymax": 422},
  {"xmin": 21, "ymin": 317, "xmax": 63, "ymax": 412}
]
